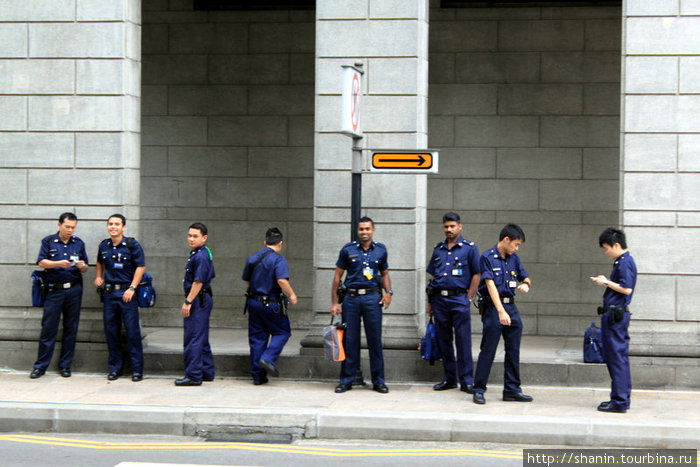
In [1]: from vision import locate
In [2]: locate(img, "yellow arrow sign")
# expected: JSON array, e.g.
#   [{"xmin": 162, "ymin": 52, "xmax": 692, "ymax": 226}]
[{"xmin": 371, "ymin": 152, "xmax": 433, "ymax": 170}]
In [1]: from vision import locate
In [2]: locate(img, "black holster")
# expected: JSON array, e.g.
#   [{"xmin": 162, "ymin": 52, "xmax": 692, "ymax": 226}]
[
  {"xmin": 198, "ymin": 287, "xmax": 212, "ymax": 306},
  {"xmin": 598, "ymin": 305, "xmax": 628, "ymax": 324},
  {"xmin": 337, "ymin": 284, "xmax": 347, "ymax": 305}
]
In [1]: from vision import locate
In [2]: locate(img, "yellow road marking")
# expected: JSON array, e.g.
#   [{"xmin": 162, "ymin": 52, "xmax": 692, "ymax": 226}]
[{"xmin": 0, "ymin": 434, "xmax": 521, "ymax": 459}]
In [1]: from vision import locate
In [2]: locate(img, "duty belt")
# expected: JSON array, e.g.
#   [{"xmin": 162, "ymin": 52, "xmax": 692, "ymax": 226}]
[
  {"xmin": 47, "ymin": 279, "xmax": 81, "ymax": 292},
  {"xmin": 347, "ymin": 286, "xmax": 381, "ymax": 297},
  {"xmin": 435, "ymin": 288, "xmax": 467, "ymax": 297},
  {"xmin": 185, "ymin": 286, "xmax": 213, "ymax": 307},
  {"xmin": 244, "ymin": 292, "xmax": 288, "ymax": 315},
  {"xmin": 598, "ymin": 305, "xmax": 629, "ymax": 315},
  {"xmin": 105, "ymin": 282, "xmax": 131, "ymax": 292},
  {"xmin": 483, "ymin": 294, "xmax": 515, "ymax": 305}
]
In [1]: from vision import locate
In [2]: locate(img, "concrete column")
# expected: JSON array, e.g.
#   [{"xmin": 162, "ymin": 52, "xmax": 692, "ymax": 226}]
[
  {"xmin": 621, "ymin": 0, "xmax": 700, "ymax": 355},
  {"xmin": 302, "ymin": 1, "xmax": 430, "ymax": 350},
  {"xmin": 0, "ymin": 0, "xmax": 141, "ymax": 336}
]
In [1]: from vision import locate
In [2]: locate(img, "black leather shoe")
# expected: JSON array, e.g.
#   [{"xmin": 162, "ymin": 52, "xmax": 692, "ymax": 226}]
[
  {"xmin": 503, "ymin": 392, "xmax": 533, "ymax": 402},
  {"xmin": 253, "ymin": 377, "xmax": 269, "ymax": 386},
  {"xmin": 131, "ymin": 373, "xmax": 143, "ymax": 382},
  {"xmin": 59, "ymin": 368, "xmax": 71, "ymax": 378},
  {"xmin": 433, "ymin": 381, "xmax": 457, "ymax": 391},
  {"xmin": 203, "ymin": 376, "xmax": 215, "ymax": 382},
  {"xmin": 461, "ymin": 384, "xmax": 475, "ymax": 394},
  {"xmin": 372, "ymin": 384, "xmax": 389, "ymax": 394},
  {"xmin": 334, "ymin": 383, "xmax": 352, "ymax": 393},
  {"xmin": 597, "ymin": 401, "xmax": 626, "ymax": 413},
  {"xmin": 107, "ymin": 371, "xmax": 122, "ymax": 381},
  {"xmin": 259, "ymin": 359, "xmax": 279, "ymax": 377},
  {"xmin": 473, "ymin": 392, "xmax": 485, "ymax": 404},
  {"xmin": 30, "ymin": 368, "xmax": 45, "ymax": 379},
  {"xmin": 174, "ymin": 377, "xmax": 202, "ymax": 386}
]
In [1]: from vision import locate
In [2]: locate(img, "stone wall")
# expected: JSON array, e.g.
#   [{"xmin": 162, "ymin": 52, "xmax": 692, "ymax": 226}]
[
  {"xmin": 0, "ymin": 0, "xmax": 140, "ymax": 323},
  {"xmin": 427, "ymin": 3, "xmax": 622, "ymax": 335},
  {"xmin": 140, "ymin": 0, "xmax": 315, "ymax": 328},
  {"xmin": 621, "ymin": 0, "xmax": 700, "ymax": 355}
]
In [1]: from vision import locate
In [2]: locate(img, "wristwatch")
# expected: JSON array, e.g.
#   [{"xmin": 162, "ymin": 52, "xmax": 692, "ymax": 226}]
[
  {"xmin": 184, "ymin": 299, "xmax": 193, "ymax": 305},
  {"xmin": 128, "ymin": 285, "xmax": 136, "ymax": 291},
  {"xmin": 386, "ymin": 290, "xmax": 394, "ymax": 295}
]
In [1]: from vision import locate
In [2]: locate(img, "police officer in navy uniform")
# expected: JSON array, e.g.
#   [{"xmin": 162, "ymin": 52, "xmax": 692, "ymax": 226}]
[
  {"xmin": 94, "ymin": 214, "xmax": 146, "ymax": 382},
  {"xmin": 590, "ymin": 227, "xmax": 637, "ymax": 413},
  {"xmin": 242, "ymin": 227, "xmax": 298, "ymax": 384},
  {"xmin": 427, "ymin": 212, "xmax": 481, "ymax": 394},
  {"xmin": 175, "ymin": 222, "xmax": 215, "ymax": 386},
  {"xmin": 31, "ymin": 212, "xmax": 89, "ymax": 379},
  {"xmin": 331, "ymin": 216, "xmax": 393, "ymax": 394},
  {"xmin": 472, "ymin": 223, "xmax": 532, "ymax": 404}
]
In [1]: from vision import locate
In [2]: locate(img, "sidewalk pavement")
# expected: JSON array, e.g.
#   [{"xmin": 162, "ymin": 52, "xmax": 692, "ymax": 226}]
[{"xmin": 0, "ymin": 369, "xmax": 698, "ymax": 449}]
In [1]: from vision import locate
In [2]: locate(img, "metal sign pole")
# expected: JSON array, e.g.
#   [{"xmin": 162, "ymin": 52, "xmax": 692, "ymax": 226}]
[{"xmin": 351, "ymin": 137, "xmax": 363, "ymax": 242}]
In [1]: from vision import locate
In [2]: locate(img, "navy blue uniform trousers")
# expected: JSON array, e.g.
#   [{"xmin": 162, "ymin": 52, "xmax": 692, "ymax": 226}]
[
  {"xmin": 248, "ymin": 299, "xmax": 291, "ymax": 381},
  {"xmin": 473, "ymin": 303, "xmax": 523, "ymax": 395},
  {"xmin": 183, "ymin": 294, "xmax": 214, "ymax": 382},
  {"xmin": 103, "ymin": 290, "xmax": 143, "ymax": 374},
  {"xmin": 339, "ymin": 292, "xmax": 384, "ymax": 386},
  {"xmin": 432, "ymin": 295, "xmax": 474, "ymax": 386},
  {"xmin": 601, "ymin": 310, "xmax": 631, "ymax": 409},
  {"xmin": 34, "ymin": 285, "xmax": 82, "ymax": 370}
]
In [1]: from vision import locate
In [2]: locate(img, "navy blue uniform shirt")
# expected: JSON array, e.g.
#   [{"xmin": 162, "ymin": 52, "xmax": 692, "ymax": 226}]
[
  {"xmin": 183, "ymin": 246, "xmax": 215, "ymax": 292},
  {"xmin": 97, "ymin": 237, "xmax": 146, "ymax": 283},
  {"xmin": 603, "ymin": 251, "xmax": 637, "ymax": 307},
  {"xmin": 427, "ymin": 236, "xmax": 480, "ymax": 289},
  {"xmin": 242, "ymin": 247, "xmax": 290, "ymax": 296},
  {"xmin": 336, "ymin": 241, "xmax": 388, "ymax": 289},
  {"xmin": 37, "ymin": 233, "xmax": 88, "ymax": 284},
  {"xmin": 478, "ymin": 245, "xmax": 529, "ymax": 297}
]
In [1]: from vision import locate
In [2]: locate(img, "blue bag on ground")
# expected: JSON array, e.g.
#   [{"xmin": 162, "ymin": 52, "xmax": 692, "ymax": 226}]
[
  {"xmin": 31, "ymin": 270, "xmax": 47, "ymax": 307},
  {"xmin": 583, "ymin": 320, "xmax": 605, "ymax": 363},
  {"xmin": 420, "ymin": 317, "xmax": 441, "ymax": 365},
  {"xmin": 137, "ymin": 273, "xmax": 156, "ymax": 308}
]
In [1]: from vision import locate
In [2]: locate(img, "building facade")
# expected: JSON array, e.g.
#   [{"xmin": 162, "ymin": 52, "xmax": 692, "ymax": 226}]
[{"xmin": 0, "ymin": 0, "xmax": 697, "ymax": 360}]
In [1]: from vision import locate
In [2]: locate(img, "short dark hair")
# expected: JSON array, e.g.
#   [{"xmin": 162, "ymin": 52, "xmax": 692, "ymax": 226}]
[
  {"xmin": 189, "ymin": 222, "xmax": 208, "ymax": 236},
  {"xmin": 59, "ymin": 212, "xmax": 78, "ymax": 224},
  {"xmin": 265, "ymin": 227, "xmax": 283, "ymax": 246},
  {"xmin": 599, "ymin": 227, "xmax": 627, "ymax": 249},
  {"xmin": 442, "ymin": 211, "xmax": 461, "ymax": 223},
  {"xmin": 499, "ymin": 223, "xmax": 525, "ymax": 242},
  {"xmin": 108, "ymin": 214, "xmax": 126, "ymax": 225},
  {"xmin": 357, "ymin": 216, "xmax": 374, "ymax": 227}
]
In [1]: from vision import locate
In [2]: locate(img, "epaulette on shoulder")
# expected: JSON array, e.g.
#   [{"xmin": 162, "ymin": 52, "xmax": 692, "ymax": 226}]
[
  {"xmin": 343, "ymin": 241, "xmax": 356, "ymax": 248},
  {"xmin": 434, "ymin": 241, "xmax": 443, "ymax": 248},
  {"xmin": 374, "ymin": 241, "xmax": 386, "ymax": 249}
]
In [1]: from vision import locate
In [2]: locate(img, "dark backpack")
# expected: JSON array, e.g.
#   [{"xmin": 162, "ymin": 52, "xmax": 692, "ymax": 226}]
[
  {"xmin": 31, "ymin": 270, "xmax": 47, "ymax": 307},
  {"xmin": 137, "ymin": 272, "xmax": 156, "ymax": 308},
  {"xmin": 420, "ymin": 317, "xmax": 441, "ymax": 365},
  {"xmin": 583, "ymin": 320, "xmax": 605, "ymax": 363},
  {"xmin": 100, "ymin": 237, "xmax": 156, "ymax": 308}
]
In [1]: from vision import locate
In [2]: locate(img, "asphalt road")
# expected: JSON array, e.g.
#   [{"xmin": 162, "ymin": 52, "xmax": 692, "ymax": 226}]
[{"xmin": 0, "ymin": 433, "xmax": 527, "ymax": 467}]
